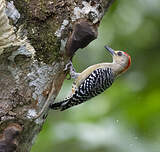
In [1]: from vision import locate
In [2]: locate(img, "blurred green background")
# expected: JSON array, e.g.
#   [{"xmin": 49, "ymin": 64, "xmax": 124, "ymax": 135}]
[{"xmin": 31, "ymin": 0, "xmax": 160, "ymax": 152}]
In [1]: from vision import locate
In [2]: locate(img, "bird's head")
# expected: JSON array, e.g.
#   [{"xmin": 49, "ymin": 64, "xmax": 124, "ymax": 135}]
[{"xmin": 105, "ymin": 46, "xmax": 131, "ymax": 74}]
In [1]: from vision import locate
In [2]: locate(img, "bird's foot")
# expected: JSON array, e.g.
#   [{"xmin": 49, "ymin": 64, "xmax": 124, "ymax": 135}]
[{"xmin": 64, "ymin": 61, "xmax": 79, "ymax": 79}]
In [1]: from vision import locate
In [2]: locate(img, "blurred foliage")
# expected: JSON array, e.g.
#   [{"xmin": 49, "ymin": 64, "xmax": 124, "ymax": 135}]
[{"xmin": 31, "ymin": 0, "xmax": 160, "ymax": 152}]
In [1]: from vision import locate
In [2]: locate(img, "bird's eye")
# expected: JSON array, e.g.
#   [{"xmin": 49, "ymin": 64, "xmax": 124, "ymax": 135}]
[{"xmin": 117, "ymin": 51, "xmax": 122, "ymax": 56}]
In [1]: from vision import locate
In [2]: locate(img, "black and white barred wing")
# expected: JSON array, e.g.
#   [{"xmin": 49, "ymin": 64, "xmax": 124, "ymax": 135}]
[
  {"xmin": 77, "ymin": 68, "xmax": 115, "ymax": 101},
  {"xmin": 50, "ymin": 68, "xmax": 114, "ymax": 111}
]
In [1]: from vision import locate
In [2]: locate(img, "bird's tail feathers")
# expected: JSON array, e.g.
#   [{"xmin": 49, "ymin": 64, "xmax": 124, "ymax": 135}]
[{"xmin": 49, "ymin": 99, "xmax": 69, "ymax": 111}]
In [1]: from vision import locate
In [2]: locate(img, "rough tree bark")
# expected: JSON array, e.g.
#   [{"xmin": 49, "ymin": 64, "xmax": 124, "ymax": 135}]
[{"xmin": 0, "ymin": 0, "xmax": 114, "ymax": 151}]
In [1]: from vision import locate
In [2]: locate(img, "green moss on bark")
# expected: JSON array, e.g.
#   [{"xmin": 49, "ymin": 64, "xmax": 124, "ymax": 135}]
[{"xmin": 13, "ymin": 0, "xmax": 66, "ymax": 64}]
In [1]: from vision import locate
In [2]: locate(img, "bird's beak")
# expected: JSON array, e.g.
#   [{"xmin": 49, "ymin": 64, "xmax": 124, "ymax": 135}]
[{"xmin": 104, "ymin": 46, "xmax": 116, "ymax": 56}]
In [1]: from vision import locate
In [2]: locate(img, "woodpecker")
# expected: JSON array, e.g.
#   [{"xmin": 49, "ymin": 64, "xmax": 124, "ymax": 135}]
[{"xmin": 50, "ymin": 46, "xmax": 131, "ymax": 111}]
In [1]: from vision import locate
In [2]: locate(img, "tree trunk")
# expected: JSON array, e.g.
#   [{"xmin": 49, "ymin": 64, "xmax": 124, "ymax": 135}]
[{"xmin": 0, "ymin": 0, "xmax": 114, "ymax": 151}]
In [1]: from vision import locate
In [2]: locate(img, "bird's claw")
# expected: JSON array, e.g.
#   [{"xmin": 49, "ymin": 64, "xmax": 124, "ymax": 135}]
[
  {"xmin": 64, "ymin": 61, "xmax": 74, "ymax": 80},
  {"xmin": 64, "ymin": 60, "xmax": 72, "ymax": 71},
  {"xmin": 64, "ymin": 60, "xmax": 79, "ymax": 79}
]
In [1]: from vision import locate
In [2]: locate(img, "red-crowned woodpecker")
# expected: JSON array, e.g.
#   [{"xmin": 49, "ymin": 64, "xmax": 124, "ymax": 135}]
[{"xmin": 50, "ymin": 46, "xmax": 131, "ymax": 111}]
